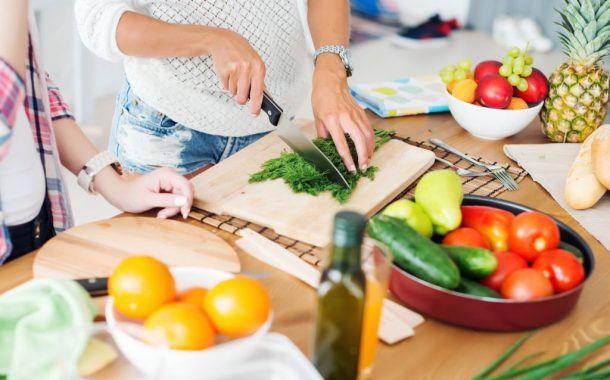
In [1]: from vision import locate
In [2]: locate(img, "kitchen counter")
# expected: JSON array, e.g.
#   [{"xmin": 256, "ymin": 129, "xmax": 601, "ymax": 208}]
[{"xmin": 2, "ymin": 108, "xmax": 610, "ymax": 378}]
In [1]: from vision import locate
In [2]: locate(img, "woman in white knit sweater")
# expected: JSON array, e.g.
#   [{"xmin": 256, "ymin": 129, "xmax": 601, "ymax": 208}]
[{"xmin": 75, "ymin": 0, "xmax": 374, "ymax": 176}]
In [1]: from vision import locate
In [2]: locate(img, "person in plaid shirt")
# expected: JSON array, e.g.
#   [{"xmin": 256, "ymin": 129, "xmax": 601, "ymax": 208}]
[{"xmin": 0, "ymin": 1, "xmax": 194, "ymax": 263}]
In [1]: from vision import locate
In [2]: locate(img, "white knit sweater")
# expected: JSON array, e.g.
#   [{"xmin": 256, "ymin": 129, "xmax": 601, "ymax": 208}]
[{"xmin": 75, "ymin": 0, "xmax": 309, "ymax": 137}]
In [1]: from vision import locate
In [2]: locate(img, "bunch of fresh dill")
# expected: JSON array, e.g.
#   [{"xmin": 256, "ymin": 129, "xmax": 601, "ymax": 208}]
[{"xmin": 249, "ymin": 129, "xmax": 396, "ymax": 204}]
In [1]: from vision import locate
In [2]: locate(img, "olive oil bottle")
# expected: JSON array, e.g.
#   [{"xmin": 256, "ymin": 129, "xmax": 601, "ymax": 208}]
[{"xmin": 313, "ymin": 211, "xmax": 366, "ymax": 380}]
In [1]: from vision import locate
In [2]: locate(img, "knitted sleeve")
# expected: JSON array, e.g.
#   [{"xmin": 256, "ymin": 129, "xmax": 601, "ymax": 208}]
[{"xmin": 74, "ymin": 0, "xmax": 136, "ymax": 62}]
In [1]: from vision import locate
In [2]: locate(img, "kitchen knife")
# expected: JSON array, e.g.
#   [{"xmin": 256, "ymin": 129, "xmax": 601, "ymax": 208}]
[
  {"xmin": 260, "ymin": 93, "xmax": 351, "ymax": 189},
  {"xmin": 74, "ymin": 272, "xmax": 270, "ymax": 297},
  {"xmin": 75, "ymin": 277, "xmax": 108, "ymax": 297}
]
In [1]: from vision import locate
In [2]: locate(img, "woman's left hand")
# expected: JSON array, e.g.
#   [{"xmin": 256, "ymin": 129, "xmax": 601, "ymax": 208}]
[
  {"xmin": 311, "ymin": 55, "xmax": 374, "ymax": 172},
  {"xmin": 97, "ymin": 167, "xmax": 194, "ymax": 219}
]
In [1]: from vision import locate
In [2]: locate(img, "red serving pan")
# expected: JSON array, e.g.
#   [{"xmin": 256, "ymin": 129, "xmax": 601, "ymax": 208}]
[{"xmin": 389, "ymin": 195, "xmax": 595, "ymax": 331}]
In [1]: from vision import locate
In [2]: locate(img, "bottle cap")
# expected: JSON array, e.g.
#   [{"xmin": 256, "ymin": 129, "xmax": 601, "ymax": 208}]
[{"xmin": 333, "ymin": 211, "xmax": 366, "ymax": 248}]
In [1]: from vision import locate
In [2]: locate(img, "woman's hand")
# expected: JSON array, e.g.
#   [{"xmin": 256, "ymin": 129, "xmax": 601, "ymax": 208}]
[
  {"xmin": 311, "ymin": 55, "xmax": 374, "ymax": 172},
  {"xmin": 96, "ymin": 167, "xmax": 194, "ymax": 219},
  {"xmin": 208, "ymin": 29, "xmax": 266, "ymax": 116}
]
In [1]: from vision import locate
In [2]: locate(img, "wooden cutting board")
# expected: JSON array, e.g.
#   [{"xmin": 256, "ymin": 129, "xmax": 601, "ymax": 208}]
[
  {"xmin": 192, "ymin": 123, "xmax": 435, "ymax": 247},
  {"xmin": 33, "ymin": 216, "xmax": 240, "ymax": 279}
]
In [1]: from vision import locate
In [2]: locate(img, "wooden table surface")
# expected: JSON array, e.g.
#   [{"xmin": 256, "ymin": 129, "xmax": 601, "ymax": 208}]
[{"xmin": 2, "ymin": 111, "xmax": 610, "ymax": 379}]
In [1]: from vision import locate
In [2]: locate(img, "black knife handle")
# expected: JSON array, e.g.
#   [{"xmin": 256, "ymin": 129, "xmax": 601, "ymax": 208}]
[
  {"xmin": 261, "ymin": 92, "xmax": 283, "ymax": 127},
  {"xmin": 75, "ymin": 277, "xmax": 108, "ymax": 297}
]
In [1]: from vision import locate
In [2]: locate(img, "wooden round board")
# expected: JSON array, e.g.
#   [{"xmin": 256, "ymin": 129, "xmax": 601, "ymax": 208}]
[{"xmin": 33, "ymin": 216, "xmax": 240, "ymax": 279}]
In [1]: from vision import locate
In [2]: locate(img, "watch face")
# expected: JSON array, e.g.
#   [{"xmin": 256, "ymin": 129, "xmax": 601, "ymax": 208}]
[{"xmin": 342, "ymin": 50, "xmax": 354, "ymax": 76}]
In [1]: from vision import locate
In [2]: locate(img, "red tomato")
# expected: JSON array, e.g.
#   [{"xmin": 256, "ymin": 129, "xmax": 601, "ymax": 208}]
[
  {"xmin": 532, "ymin": 249, "xmax": 585, "ymax": 293},
  {"xmin": 508, "ymin": 212, "xmax": 560, "ymax": 262},
  {"xmin": 441, "ymin": 227, "xmax": 491, "ymax": 249},
  {"xmin": 461, "ymin": 206, "xmax": 515, "ymax": 252},
  {"xmin": 480, "ymin": 251, "xmax": 528, "ymax": 291},
  {"xmin": 501, "ymin": 268, "xmax": 554, "ymax": 301}
]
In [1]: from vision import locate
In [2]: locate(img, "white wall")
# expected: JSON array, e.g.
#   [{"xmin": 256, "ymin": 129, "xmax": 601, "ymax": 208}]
[
  {"xmin": 395, "ymin": 0, "xmax": 471, "ymax": 26},
  {"xmin": 33, "ymin": 0, "xmax": 124, "ymax": 119}
]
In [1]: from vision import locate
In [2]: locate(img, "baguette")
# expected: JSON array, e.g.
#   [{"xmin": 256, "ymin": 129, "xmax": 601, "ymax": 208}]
[
  {"xmin": 565, "ymin": 126, "xmax": 608, "ymax": 210},
  {"xmin": 592, "ymin": 124, "xmax": 610, "ymax": 189}
]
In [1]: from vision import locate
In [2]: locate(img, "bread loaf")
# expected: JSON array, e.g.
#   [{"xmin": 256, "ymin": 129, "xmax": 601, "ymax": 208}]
[
  {"xmin": 592, "ymin": 124, "xmax": 610, "ymax": 189},
  {"xmin": 565, "ymin": 125, "xmax": 608, "ymax": 210}
]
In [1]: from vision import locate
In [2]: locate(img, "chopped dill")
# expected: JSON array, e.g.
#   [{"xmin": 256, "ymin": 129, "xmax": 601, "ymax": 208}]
[{"xmin": 249, "ymin": 129, "xmax": 396, "ymax": 203}]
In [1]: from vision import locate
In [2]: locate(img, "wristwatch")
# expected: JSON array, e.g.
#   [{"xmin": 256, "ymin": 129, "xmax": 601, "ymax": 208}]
[
  {"xmin": 77, "ymin": 151, "xmax": 123, "ymax": 194},
  {"xmin": 314, "ymin": 45, "xmax": 354, "ymax": 77}
]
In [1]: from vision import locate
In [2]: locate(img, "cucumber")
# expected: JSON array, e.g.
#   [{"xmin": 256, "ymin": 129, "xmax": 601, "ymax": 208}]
[
  {"xmin": 367, "ymin": 215, "xmax": 460, "ymax": 289},
  {"xmin": 456, "ymin": 278, "xmax": 501, "ymax": 299},
  {"xmin": 559, "ymin": 241, "xmax": 585, "ymax": 263},
  {"xmin": 442, "ymin": 245, "xmax": 497, "ymax": 278}
]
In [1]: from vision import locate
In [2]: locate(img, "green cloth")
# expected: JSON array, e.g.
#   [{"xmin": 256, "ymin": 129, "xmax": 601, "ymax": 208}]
[{"xmin": 0, "ymin": 279, "xmax": 96, "ymax": 380}]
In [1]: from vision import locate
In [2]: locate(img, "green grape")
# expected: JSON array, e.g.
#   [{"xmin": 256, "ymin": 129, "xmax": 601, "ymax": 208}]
[
  {"xmin": 458, "ymin": 58, "xmax": 472, "ymax": 70},
  {"xmin": 514, "ymin": 56, "xmax": 525, "ymax": 67},
  {"xmin": 524, "ymin": 53, "xmax": 533, "ymax": 65},
  {"xmin": 454, "ymin": 69, "xmax": 467, "ymax": 81},
  {"xmin": 508, "ymin": 74, "xmax": 520, "ymax": 86},
  {"xmin": 517, "ymin": 78, "xmax": 529, "ymax": 92},
  {"xmin": 440, "ymin": 67, "xmax": 453, "ymax": 76},
  {"xmin": 509, "ymin": 47, "xmax": 521, "ymax": 58},
  {"xmin": 445, "ymin": 64, "xmax": 457, "ymax": 72},
  {"xmin": 441, "ymin": 72, "xmax": 454, "ymax": 84},
  {"xmin": 522, "ymin": 65, "xmax": 533, "ymax": 77},
  {"xmin": 502, "ymin": 56, "xmax": 514, "ymax": 66},
  {"xmin": 513, "ymin": 65, "xmax": 523, "ymax": 75},
  {"xmin": 499, "ymin": 65, "xmax": 512, "ymax": 77}
]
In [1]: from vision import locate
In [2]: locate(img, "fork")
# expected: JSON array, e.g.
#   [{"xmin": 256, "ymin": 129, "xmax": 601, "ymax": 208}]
[
  {"xmin": 434, "ymin": 157, "xmax": 493, "ymax": 177},
  {"xmin": 429, "ymin": 138, "xmax": 519, "ymax": 191}
]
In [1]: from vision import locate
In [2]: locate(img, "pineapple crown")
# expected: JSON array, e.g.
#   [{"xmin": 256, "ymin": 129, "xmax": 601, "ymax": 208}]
[{"xmin": 556, "ymin": 0, "xmax": 610, "ymax": 65}]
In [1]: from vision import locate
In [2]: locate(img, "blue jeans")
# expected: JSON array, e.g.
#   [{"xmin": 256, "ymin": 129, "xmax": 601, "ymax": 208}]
[{"xmin": 108, "ymin": 80, "xmax": 268, "ymax": 175}]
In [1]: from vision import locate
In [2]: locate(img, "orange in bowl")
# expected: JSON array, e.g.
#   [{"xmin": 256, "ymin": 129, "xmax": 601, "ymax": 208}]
[
  {"xmin": 507, "ymin": 97, "xmax": 529, "ymax": 110},
  {"xmin": 452, "ymin": 79, "xmax": 478, "ymax": 103},
  {"xmin": 178, "ymin": 286, "xmax": 208, "ymax": 310},
  {"xmin": 143, "ymin": 302, "xmax": 216, "ymax": 350},
  {"xmin": 108, "ymin": 255, "xmax": 176, "ymax": 320},
  {"xmin": 204, "ymin": 276, "xmax": 271, "ymax": 338}
]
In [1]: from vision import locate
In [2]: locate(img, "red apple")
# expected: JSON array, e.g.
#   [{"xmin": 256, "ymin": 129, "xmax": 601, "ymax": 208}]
[
  {"xmin": 475, "ymin": 75, "xmax": 513, "ymax": 109},
  {"xmin": 474, "ymin": 60, "xmax": 502, "ymax": 82},
  {"xmin": 515, "ymin": 68, "xmax": 549, "ymax": 104}
]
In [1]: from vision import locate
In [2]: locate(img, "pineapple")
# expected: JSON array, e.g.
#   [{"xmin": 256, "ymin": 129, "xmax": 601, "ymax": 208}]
[{"xmin": 540, "ymin": 0, "xmax": 610, "ymax": 142}]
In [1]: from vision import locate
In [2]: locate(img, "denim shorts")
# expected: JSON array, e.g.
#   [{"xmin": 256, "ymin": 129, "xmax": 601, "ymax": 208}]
[{"xmin": 108, "ymin": 80, "xmax": 268, "ymax": 175}]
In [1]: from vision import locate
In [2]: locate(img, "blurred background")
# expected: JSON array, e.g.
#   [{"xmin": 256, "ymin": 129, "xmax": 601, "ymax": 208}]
[{"xmin": 30, "ymin": 0, "xmax": 607, "ymax": 224}]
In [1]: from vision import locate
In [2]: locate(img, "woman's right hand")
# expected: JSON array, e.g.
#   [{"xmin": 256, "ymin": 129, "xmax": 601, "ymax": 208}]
[{"xmin": 208, "ymin": 29, "xmax": 266, "ymax": 116}]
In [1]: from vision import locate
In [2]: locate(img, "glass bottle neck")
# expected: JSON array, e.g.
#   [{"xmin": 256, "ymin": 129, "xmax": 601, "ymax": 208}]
[{"xmin": 329, "ymin": 245, "xmax": 362, "ymax": 270}]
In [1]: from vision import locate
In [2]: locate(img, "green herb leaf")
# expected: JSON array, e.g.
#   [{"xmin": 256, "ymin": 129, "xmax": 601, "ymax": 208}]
[
  {"xmin": 249, "ymin": 129, "xmax": 395, "ymax": 203},
  {"xmin": 472, "ymin": 331, "xmax": 537, "ymax": 380}
]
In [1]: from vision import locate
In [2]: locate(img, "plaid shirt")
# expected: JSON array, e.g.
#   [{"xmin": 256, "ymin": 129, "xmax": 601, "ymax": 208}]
[{"xmin": 0, "ymin": 37, "xmax": 74, "ymax": 263}]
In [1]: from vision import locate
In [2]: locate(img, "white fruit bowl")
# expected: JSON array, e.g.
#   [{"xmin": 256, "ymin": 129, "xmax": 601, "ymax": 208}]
[
  {"xmin": 105, "ymin": 267, "xmax": 272, "ymax": 379},
  {"xmin": 445, "ymin": 89, "xmax": 543, "ymax": 140}
]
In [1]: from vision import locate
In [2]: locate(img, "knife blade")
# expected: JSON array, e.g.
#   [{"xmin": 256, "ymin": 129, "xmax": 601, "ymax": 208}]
[
  {"xmin": 74, "ymin": 272, "xmax": 270, "ymax": 297},
  {"xmin": 260, "ymin": 93, "xmax": 351, "ymax": 189}
]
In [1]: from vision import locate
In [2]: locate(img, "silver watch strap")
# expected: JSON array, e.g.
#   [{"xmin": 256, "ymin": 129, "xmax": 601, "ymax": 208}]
[{"xmin": 314, "ymin": 45, "xmax": 353, "ymax": 76}]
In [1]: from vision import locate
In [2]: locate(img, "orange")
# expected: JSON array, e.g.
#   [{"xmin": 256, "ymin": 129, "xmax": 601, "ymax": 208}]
[
  {"xmin": 108, "ymin": 255, "xmax": 176, "ymax": 320},
  {"xmin": 178, "ymin": 286, "xmax": 208, "ymax": 309},
  {"xmin": 446, "ymin": 80, "xmax": 458, "ymax": 93},
  {"xmin": 452, "ymin": 79, "xmax": 478, "ymax": 103},
  {"xmin": 143, "ymin": 302, "xmax": 216, "ymax": 350},
  {"xmin": 204, "ymin": 276, "xmax": 271, "ymax": 338},
  {"xmin": 507, "ymin": 97, "xmax": 529, "ymax": 110}
]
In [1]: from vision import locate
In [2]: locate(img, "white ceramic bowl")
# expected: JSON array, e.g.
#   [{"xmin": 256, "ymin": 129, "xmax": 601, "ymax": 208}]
[
  {"xmin": 445, "ymin": 89, "xmax": 543, "ymax": 140},
  {"xmin": 105, "ymin": 267, "xmax": 273, "ymax": 379}
]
